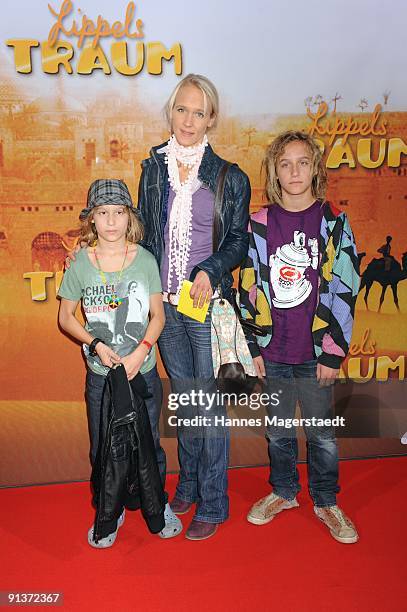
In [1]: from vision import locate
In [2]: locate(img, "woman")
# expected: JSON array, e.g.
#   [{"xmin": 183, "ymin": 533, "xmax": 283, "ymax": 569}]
[{"xmin": 138, "ymin": 74, "xmax": 251, "ymax": 540}]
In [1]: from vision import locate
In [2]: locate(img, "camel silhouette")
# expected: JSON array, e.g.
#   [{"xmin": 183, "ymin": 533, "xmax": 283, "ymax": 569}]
[
  {"xmin": 358, "ymin": 252, "xmax": 366, "ymax": 268},
  {"xmin": 359, "ymin": 252, "xmax": 407, "ymax": 311}
]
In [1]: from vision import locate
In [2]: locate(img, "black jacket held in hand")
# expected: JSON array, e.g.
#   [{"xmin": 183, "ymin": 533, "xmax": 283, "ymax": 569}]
[
  {"xmin": 91, "ymin": 365, "xmax": 165, "ymax": 542},
  {"xmin": 137, "ymin": 141, "xmax": 251, "ymax": 298}
]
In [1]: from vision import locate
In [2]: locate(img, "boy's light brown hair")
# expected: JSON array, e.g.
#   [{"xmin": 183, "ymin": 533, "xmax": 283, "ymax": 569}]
[{"xmin": 263, "ymin": 130, "xmax": 327, "ymax": 206}]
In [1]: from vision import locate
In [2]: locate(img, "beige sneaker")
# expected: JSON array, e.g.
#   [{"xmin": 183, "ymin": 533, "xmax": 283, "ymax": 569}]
[
  {"xmin": 314, "ymin": 505, "xmax": 359, "ymax": 544},
  {"xmin": 247, "ymin": 492, "xmax": 299, "ymax": 525}
]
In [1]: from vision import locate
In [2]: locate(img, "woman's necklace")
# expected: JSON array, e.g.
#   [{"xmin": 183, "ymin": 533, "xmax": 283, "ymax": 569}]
[{"xmin": 93, "ymin": 242, "xmax": 129, "ymax": 309}]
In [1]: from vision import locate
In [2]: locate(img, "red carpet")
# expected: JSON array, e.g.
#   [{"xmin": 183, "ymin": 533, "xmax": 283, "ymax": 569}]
[{"xmin": 1, "ymin": 458, "xmax": 405, "ymax": 611}]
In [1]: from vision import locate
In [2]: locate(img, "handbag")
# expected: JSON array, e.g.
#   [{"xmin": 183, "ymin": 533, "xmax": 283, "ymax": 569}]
[
  {"xmin": 228, "ymin": 287, "xmax": 268, "ymax": 338},
  {"xmin": 211, "ymin": 295, "xmax": 258, "ymax": 394},
  {"xmin": 210, "ymin": 162, "xmax": 258, "ymax": 394}
]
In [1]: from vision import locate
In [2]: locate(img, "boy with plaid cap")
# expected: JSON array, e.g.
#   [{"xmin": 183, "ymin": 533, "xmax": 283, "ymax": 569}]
[{"xmin": 58, "ymin": 179, "xmax": 182, "ymax": 547}]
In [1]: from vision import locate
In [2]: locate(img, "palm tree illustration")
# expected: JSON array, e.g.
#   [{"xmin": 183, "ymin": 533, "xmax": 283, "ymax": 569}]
[
  {"xmin": 313, "ymin": 94, "xmax": 324, "ymax": 110},
  {"xmin": 358, "ymin": 98, "xmax": 368, "ymax": 112},
  {"xmin": 331, "ymin": 92, "xmax": 342, "ymax": 113},
  {"xmin": 243, "ymin": 126, "xmax": 256, "ymax": 147},
  {"xmin": 304, "ymin": 96, "xmax": 313, "ymax": 112}
]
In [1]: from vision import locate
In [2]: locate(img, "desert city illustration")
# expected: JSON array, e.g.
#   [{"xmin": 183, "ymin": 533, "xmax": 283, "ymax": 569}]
[{"xmin": 1, "ymin": 53, "xmax": 406, "ymax": 484}]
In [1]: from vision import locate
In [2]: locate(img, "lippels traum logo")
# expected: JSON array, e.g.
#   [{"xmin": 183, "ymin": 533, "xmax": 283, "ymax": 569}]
[
  {"xmin": 307, "ymin": 101, "xmax": 407, "ymax": 169},
  {"xmin": 6, "ymin": 1, "xmax": 182, "ymax": 76}
]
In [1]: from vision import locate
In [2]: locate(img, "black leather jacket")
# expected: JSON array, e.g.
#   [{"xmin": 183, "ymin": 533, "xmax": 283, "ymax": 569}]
[
  {"xmin": 91, "ymin": 365, "xmax": 165, "ymax": 542},
  {"xmin": 137, "ymin": 141, "xmax": 251, "ymax": 298}
]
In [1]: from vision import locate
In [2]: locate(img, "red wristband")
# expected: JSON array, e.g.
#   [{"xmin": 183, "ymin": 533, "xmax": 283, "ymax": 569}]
[{"xmin": 141, "ymin": 339, "xmax": 152, "ymax": 352}]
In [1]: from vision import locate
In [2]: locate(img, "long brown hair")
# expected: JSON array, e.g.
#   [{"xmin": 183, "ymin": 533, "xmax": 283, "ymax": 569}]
[{"xmin": 263, "ymin": 130, "xmax": 327, "ymax": 205}]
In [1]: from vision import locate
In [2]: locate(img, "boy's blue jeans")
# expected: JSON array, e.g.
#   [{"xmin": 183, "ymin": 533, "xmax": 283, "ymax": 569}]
[
  {"xmin": 264, "ymin": 359, "xmax": 340, "ymax": 507},
  {"xmin": 85, "ymin": 365, "xmax": 167, "ymax": 501},
  {"xmin": 158, "ymin": 302, "xmax": 229, "ymax": 524}
]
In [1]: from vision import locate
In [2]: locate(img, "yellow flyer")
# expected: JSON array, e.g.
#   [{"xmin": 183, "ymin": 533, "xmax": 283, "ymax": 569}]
[{"xmin": 176, "ymin": 281, "xmax": 210, "ymax": 323}]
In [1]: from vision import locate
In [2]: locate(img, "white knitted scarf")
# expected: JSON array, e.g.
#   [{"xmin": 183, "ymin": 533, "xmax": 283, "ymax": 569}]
[{"xmin": 165, "ymin": 134, "xmax": 208, "ymax": 293}]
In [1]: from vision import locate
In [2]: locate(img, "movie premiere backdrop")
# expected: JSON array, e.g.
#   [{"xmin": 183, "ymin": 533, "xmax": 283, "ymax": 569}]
[{"xmin": 1, "ymin": 0, "xmax": 406, "ymax": 486}]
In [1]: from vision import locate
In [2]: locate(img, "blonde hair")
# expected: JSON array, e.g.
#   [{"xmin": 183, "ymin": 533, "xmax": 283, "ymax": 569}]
[
  {"xmin": 164, "ymin": 73, "xmax": 219, "ymax": 130},
  {"xmin": 263, "ymin": 130, "xmax": 327, "ymax": 206},
  {"xmin": 80, "ymin": 207, "xmax": 144, "ymax": 246}
]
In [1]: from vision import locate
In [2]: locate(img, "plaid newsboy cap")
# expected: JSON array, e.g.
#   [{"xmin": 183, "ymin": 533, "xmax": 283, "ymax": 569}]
[{"xmin": 80, "ymin": 179, "xmax": 136, "ymax": 220}]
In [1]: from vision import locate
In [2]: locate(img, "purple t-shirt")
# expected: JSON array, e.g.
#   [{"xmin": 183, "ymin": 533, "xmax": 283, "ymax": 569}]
[
  {"xmin": 161, "ymin": 184, "xmax": 214, "ymax": 293},
  {"xmin": 261, "ymin": 200, "xmax": 323, "ymax": 364}
]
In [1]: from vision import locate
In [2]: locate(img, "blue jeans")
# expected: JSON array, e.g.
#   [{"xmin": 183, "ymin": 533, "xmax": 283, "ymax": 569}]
[
  {"xmin": 158, "ymin": 302, "xmax": 229, "ymax": 523},
  {"xmin": 264, "ymin": 360, "xmax": 339, "ymax": 507},
  {"xmin": 85, "ymin": 365, "xmax": 167, "ymax": 501}
]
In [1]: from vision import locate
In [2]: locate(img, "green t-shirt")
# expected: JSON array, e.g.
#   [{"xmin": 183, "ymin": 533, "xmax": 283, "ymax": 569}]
[{"xmin": 58, "ymin": 245, "xmax": 162, "ymax": 376}]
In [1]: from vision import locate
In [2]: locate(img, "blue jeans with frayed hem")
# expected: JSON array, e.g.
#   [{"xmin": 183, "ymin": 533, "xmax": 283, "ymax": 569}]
[
  {"xmin": 264, "ymin": 360, "xmax": 340, "ymax": 508},
  {"xmin": 158, "ymin": 302, "xmax": 229, "ymax": 524}
]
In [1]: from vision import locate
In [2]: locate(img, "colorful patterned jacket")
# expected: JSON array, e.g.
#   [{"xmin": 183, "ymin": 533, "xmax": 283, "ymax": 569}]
[{"xmin": 239, "ymin": 201, "xmax": 360, "ymax": 369}]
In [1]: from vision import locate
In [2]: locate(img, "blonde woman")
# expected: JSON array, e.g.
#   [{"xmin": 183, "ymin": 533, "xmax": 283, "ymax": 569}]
[{"xmin": 138, "ymin": 74, "xmax": 251, "ymax": 540}]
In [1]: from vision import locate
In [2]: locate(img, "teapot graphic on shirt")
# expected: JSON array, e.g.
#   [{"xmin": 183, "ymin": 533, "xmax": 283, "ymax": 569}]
[{"xmin": 269, "ymin": 231, "xmax": 318, "ymax": 309}]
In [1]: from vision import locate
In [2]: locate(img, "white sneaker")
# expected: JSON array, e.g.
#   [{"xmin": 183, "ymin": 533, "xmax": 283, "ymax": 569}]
[
  {"xmin": 314, "ymin": 505, "xmax": 358, "ymax": 544},
  {"xmin": 401, "ymin": 432, "xmax": 407, "ymax": 445},
  {"xmin": 158, "ymin": 503, "xmax": 183, "ymax": 539},
  {"xmin": 88, "ymin": 510, "xmax": 125, "ymax": 548},
  {"xmin": 247, "ymin": 492, "xmax": 299, "ymax": 525}
]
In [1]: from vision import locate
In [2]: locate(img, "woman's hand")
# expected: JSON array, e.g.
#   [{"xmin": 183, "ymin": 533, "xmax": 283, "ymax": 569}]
[
  {"xmin": 120, "ymin": 345, "xmax": 149, "ymax": 380},
  {"xmin": 190, "ymin": 271, "xmax": 213, "ymax": 308},
  {"xmin": 253, "ymin": 355, "xmax": 266, "ymax": 379},
  {"xmin": 316, "ymin": 363, "xmax": 339, "ymax": 387},
  {"xmin": 64, "ymin": 242, "xmax": 85, "ymax": 270},
  {"xmin": 95, "ymin": 343, "xmax": 121, "ymax": 368}
]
